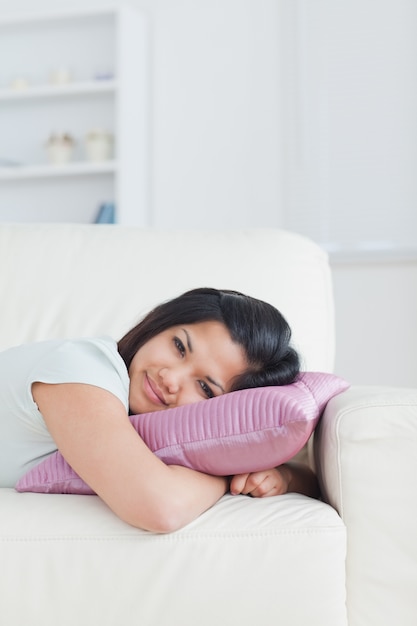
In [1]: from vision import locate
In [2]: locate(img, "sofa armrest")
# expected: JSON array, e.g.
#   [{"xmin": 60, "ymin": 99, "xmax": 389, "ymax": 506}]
[{"xmin": 313, "ymin": 385, "xmax": 417, "ymax": 626}]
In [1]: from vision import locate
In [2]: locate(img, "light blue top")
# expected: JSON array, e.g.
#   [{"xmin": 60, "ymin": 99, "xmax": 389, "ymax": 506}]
[{"xmin": 0, "ymin": 336, "xmax": 129, "ymax": 487}]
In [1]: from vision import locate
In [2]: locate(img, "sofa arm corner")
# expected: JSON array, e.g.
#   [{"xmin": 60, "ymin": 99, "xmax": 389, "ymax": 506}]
[
  {"xmin": 312, "ymin": 385, "xmax": 417, "ymax": 626},
  {"xmin": 313, "ymin": 385, "xmax": 417, "ymax": 513}
]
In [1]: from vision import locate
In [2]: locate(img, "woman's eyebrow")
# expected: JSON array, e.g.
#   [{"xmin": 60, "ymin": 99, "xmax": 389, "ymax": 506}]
[
  {"xmin": 182, "ymin": 328, "xmax": 193, "ymax": 352},
  {"xmin": 207, "ymin": 376, "xmax": 224, "ymax": 393},
  {"xmin": 182, "ymin": 328, "xmax": 225, "ymax": 393}
]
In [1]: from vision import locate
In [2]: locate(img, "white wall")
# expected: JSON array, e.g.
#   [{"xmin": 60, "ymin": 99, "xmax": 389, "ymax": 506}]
[
  {"xmin": 1, "ymin": 0, "xmax": 416, "ymax": 387},
  {"xmin": 332, "ymin": 259, "xmax": 417, "ymax": 388},
  {"xmin": 149, "ymin": 0, "xmax": 284, "ymax": 229},
  {"xmin": 278, "ymin": 0, "xmax": 417, "ymax": 388},
  {"xmin": 281, "ymin": 0, "xmax": 417, "ymax": 253}
]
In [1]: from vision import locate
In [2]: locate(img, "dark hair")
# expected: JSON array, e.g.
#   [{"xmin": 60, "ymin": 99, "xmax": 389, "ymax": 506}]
[{"xmin": 118, "ymin": 287, "xmax": 300, "ymax": 390}]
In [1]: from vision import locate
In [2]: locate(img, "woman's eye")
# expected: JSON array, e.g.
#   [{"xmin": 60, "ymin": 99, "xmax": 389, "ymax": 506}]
[
  {"xmin": 174, "ymin": 337, "xmax": 186, "ymax": 357},
  {"xmin": 199, "ymin": 380, "xmax": 214, "ymax": 399}
]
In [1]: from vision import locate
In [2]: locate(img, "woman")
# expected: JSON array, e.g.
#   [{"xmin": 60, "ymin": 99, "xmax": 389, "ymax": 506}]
[{"xmin": 0, "ymin": 288, "xmax": 318, "ymax": 532}]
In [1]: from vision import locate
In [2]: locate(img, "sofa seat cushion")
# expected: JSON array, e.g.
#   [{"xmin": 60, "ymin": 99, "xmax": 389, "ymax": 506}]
[{"xmin": 0, "ymin": 488, "xmax": 347, "ymax": 626}]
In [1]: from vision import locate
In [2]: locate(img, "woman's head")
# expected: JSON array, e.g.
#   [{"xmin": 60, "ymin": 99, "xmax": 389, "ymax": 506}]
[{"xmin": 119, "ymin": 288, "xmax": 300, "ymax": 412}]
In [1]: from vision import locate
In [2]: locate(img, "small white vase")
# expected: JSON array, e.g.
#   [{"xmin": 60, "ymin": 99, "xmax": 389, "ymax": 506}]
[{"xmin": 85, "ymin": 131, "xmax": 113, "ymax": 162}]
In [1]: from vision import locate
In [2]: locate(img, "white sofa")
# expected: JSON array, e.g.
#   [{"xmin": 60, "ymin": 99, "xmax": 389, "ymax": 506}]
[{"xmin": 0, "ymin": 224, "xmax": 416, "ymax": 626}]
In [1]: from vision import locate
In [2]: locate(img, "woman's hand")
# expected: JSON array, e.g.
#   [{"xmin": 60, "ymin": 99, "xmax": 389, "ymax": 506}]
[
  {"xmin": 229, "ymin": 467, "xmax": 291, "ymax": 498},
  {"xmin": 229, "ymin": 462, "xmax": 320, "ymax": 499}
]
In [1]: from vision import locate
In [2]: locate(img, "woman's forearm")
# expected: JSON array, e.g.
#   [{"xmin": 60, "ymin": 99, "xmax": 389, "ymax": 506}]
[
  {"xmin": 160, "ymin": 466, "xmax": 229, "ymax": 531},
  {"xmin": 33, "ymin": 382, "xmax": 229, "ymax": 533}
]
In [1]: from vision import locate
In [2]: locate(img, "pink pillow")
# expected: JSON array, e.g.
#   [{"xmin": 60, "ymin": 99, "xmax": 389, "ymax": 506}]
[{"xmin": 15, "ymin": 372, "xmax": 349, "ymax": 495}]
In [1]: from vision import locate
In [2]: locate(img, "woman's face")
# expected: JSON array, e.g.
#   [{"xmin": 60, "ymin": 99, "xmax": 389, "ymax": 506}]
[{"xmin": 128, "ymin": 321, "xmax": 247, "ymax": 413}]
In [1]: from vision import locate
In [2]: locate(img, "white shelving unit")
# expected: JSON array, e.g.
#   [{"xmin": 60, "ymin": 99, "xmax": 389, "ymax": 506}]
[{"xmin": 0, "ymin": 6, "xmax": 148, "ymax": 225}]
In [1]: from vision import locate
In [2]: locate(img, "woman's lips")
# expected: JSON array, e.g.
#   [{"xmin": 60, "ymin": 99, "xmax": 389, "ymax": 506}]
[{"xmin": 144, "ymin": 374, "xmax": 167, "ymax": 406}]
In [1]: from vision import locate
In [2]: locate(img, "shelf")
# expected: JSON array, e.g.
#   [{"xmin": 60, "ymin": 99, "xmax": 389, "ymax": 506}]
[
  {"xmin": 0, "ymin": 6, "xmax": 117, "ymax": 26},
  {"xmin": 0, "ymin": 5, "xmax": 148, "ymax": 225},
  {"xmin": 0, "ymin": 160, "xmax": 117, "ymax": 180},
  {"xmin": 0, "ymin": 80, "xmax": 117, "ymax": 102}
]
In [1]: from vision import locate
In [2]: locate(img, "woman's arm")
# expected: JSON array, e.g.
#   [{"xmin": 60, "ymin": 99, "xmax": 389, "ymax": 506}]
[
  {"xmin": 32, "ymin": 382, "xmax": 228, "ymax": 533},
  {"xmin": 229, "ymin": 462, "xmax": 320, "ymax": 499}
]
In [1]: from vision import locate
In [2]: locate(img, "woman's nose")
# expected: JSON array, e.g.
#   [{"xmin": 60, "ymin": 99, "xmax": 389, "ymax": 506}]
[{"xmin": 158, "ymin": 367, "xmax": 181, "ymax": 395}]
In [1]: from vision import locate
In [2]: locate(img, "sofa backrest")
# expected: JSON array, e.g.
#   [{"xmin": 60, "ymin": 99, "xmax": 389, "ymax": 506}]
[{"xmin": 0, "ymin": 224, "xmax": 334, "ymax": 372}]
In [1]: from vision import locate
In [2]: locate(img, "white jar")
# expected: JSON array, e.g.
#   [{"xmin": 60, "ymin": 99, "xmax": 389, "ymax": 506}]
[
  {"xmin": 85, "ymin": 130, "xmax": 113, "ymax": 162},
  {"xmin": 10, "ymin": 77, "xmax": 29, "ymax": 91},
  {"xmin": 49, "ymin": 67, "xmax": 72, "ymax": 86}
]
